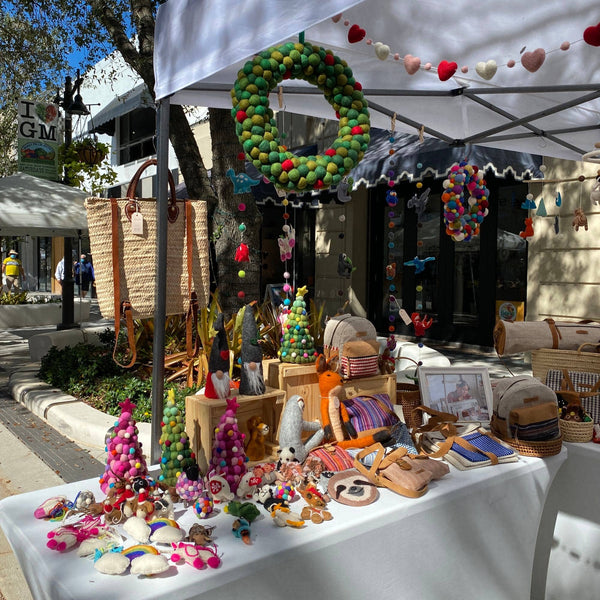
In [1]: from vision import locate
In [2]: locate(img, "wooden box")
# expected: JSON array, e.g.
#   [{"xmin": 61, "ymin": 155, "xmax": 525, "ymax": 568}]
[
  {"xmin": 185, "ymin": 386, "xmax": 285, "ymax": 470},
  {"xmin": 266, "ymin": 358, "xmax": 397, "ymax": 424}
]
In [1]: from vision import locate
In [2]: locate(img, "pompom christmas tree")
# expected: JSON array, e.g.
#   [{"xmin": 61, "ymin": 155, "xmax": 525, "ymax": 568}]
[
  {"xmin": 278, "ymin": 285, "xmax": 318, "ymax": 364},
  {"xmin": 100, "ymin": 398, "xmax": 148, "ymax": 493},
  {"xmin": 210, "ymin": 397, "xmax": 247, "ymax": 494},
  {"xmin": 158, "ymin": 389, "xmax": 196, "ymax": 487}
]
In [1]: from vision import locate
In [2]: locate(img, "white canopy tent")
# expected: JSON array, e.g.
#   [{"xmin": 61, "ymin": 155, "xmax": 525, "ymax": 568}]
[
  {"xmin": 0, "ymin": 172, "xmax": 88, "ymax": 237},
  {"xmin": 148, "ymin": 0, "xmax": 600, "ymax": 461}
]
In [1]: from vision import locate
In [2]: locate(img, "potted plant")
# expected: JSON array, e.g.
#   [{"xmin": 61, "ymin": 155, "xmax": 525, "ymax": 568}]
[{"xmin": 73, "ymin": 137, "xmax": 107, "ymax": 165}]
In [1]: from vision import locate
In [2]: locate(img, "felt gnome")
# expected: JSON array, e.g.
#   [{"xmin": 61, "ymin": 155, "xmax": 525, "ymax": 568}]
[
  {"xmin": 100, "ymin": 398, "xmax": 148, "ymax": 494},
  {"xmin": 210, "ymin": 397, "xmax": 248, "ymax": 494},
  {"xmin": 239, "ymin": 304, "xmax": 266, "ymax": 396},
  {"xmin": 204, "ymin": 313, "xmax": 231, "ymax": 399}
]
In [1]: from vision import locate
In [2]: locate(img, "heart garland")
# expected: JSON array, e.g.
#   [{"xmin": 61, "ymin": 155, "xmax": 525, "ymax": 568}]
[{"xmin": 441, "ymin": 162, "xmax": 490, "ymax": 242}]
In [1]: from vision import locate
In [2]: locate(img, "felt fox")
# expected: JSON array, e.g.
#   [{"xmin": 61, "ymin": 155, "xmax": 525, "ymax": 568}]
[{"xmin": 316, "ymin": 354, "xmax": 391, "ymax": 449}]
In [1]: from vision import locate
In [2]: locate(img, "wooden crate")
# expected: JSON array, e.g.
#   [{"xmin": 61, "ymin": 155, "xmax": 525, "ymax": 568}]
[
  {"xmin": 266, "ymin": 359, "xmax": 396, "ymax": 424},
  {"xmin": 185, "ymin": 386, "xmax": 285, "ymax": 470}
]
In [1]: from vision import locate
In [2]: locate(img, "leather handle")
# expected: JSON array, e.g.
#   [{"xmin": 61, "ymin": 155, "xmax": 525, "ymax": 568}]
[{"xmin": 125, "ymin": 159, "xmax": 179, "ymax": 223}]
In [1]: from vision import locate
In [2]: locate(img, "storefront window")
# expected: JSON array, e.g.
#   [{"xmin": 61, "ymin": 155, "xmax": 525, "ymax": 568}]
[{"xmin": 37, "ymin": 237, "xmax": 52, "ymax": 291}]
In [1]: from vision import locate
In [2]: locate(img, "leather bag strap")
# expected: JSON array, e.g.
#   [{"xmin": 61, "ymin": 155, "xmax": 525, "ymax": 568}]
[
  {"xmin": 545, "ymin": 318, "xmax": 561, "ymax": 349},
  {"xmin": 110, "ymin": 198, "xmax": 136, "ymax": 368}
]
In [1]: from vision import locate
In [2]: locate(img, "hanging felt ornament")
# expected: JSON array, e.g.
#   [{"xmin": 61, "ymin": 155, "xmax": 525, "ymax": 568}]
[
  {"xmin": 407, "ymin": 188, "xmax": 431, "ymax": 223},
  {"xmin": 337, "ymin": 178, "xmax": 353, "ymax": 203},
  {"xmin": 337, "ymin": 253, "xmax": 355, "ymax": 278},
  {"xmin": 235, "ymin": 243, "xmax": 250, "ymax": 263},
  {"xmin": 519, "ymin": 217, "xmax": 534, "ymax": 239},
  {"xmin": 536, "ymin": 198, "xmax": 547, "ymax": 217},
  {"xmin": 386, "ymin": 263, "xmax": 396, "ymax": 279},
  {"xmin": 521, "ymin": 193, "xmax": 537, "ymax": 209},
  {"xmin": 386, "ymin": 189, "xmax": 398, "ymax": 207},
  {"xmin": 403, "ymin": 256, "xmax": 435, "ymax": 274},
  {"xmin": 226, "ymin": 168, "xmax": 261, "ymax": 194},
  {"xmin": 555, "ymin": 191, "xmax": 562, "ymax": 207},
  {"xmin": 278, "ymin": 224, "xmax": 295, "ymax": 261},
  {"xmin": 572, "ymin": 208, "xmax": 588, "ymax": 232},
  {"xmin": 411, "ymin": 313, "xmax": 433, "ymax": 338}
]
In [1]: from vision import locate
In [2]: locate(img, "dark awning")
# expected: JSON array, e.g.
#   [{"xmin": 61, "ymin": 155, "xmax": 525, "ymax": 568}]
[{"xmin": 88, "ymin": 84, "xmax": 154, "ymax": 136}]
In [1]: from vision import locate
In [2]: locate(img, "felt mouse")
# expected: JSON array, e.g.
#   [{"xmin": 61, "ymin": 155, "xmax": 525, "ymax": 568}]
[{"xmin": 277, "ymin": 394, "xmax": 324, "ymax": 466}]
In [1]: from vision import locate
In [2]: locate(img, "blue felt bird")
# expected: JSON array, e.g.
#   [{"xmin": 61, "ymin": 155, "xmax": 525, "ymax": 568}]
[{"xmin": 403, "ymin": 256, "xmax": 436, "ymax": 274}]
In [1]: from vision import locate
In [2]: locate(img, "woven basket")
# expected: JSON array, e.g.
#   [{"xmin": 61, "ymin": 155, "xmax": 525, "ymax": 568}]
[
  {"xmin": 396, "ymin": 383, "xmax": 423, "ymax": 429},
  {"xmin": 531, "ymin": 344, "xmax": 600, "ymax": 382},
  {"xmin": 490, "ymin": 418, "xmax": 563, "ymax": 457},
  {"xmin": 559, "ymin": 418, "xmax": 594, "ymax": 443}
]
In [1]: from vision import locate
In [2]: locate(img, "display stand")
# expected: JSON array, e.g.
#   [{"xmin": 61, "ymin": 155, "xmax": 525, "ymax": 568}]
[
  {"xmin": 265, "ymin": 359, "xmax": 396, "ymax": 425},
  {"xmin": 185, "ymin": 387, "xmax": 286, "ymax": 469}
]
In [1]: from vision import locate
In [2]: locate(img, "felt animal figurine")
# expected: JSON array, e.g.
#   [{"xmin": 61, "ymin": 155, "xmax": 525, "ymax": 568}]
[
  {"xmin": 278, "ymin": 224, "xmax": 296, "ymax": 261},
  {"xmin": 591, "ymin": 171, "xmax": 600, "ymax": 205},
  {"xmin": 226, "ymin": 168, "xmax": 261, "ymax": 194},
  {"xmin": 204, "ymin": 313, "xmax": 231, "ymax": 400},
  {"xmin": 337, "ymin": 253, "xmax": 355, "ymax": 278},
  {"xmin": 385, "ymin": 189, "xmax": 398, "ymax": 206},
  {"xmin": 256, "ymin": 487, "xmax": 305, "ymax": 528},
  {"xmin": 239, "ymin": 304, "xmax": 266, "ymax": 396},
  {"xmin": 77, "ymin": 527, "xmax": 123, "ymax": 558},
  {"xmin": 235, "ymin": 242, "xmax": 250, "ymax": 263},
  {"xmin": 407, "ymin": 188, "xmax": 431, "ymax": 223},
  {"xmin": 317, "ymin": 354, "xmax": 391, "ymax": 449},
  {"xmin": 235, "ymin": 470, "xmax": 264, "ymax": 499},
  {"xmin": 519, "ymin": 217, "xmax": 534, "ymax": 239},
  {"xmin": 170, "ymin": 542, "xmax": 221, "ymax": 569},
  {"xmin": 152, "ymin": 494, "xmax": 175, "ymax": 520},
  {"xmin": 224, "ymin": 500, "xmax": 261, "ymax": 523},
  {"xmin": 122, "ymin": 493, "xmax": 155, "ymax": 521},
  {"xmin": 572, "ymin": 207, "xmax": 588, "ymax": 231},
  {"xmin": 231, "ymin": 518, "xmax": 252, "ymax": 544},
  {"xmin": 411, "ymin": 312, "xmax": 433, "ymax": 338},
  {"xmin": 386, "ymin": 262, "xmax": 396, "ymax": 279},
  {"xmin": 46, "ymin": 515, "xmax": 105, "ymax": 552},
  {"xmin": 337, "ymin": 178, "xmax": 352, "ymax": 202},
  {"xmin": 277, "ymin": 394, "xmax": 324, "ymax": 466},
  {"xmin": 244, "ymin": 415, "xmax": 269, "ymax": 461},
  {"xmin": 186, "ymin": 523, "xmax": 216, "ymax": 546},
  {"xmin": 403, "ymin": 255, "xmax": 435, "ymax": 274},
  {"xmin": 297, "ymin": 482, "xmax": 333, "ymax": 524},
  {"xmin": 207, "ymin": 473, "xmax": 235, "ymax": 504}
]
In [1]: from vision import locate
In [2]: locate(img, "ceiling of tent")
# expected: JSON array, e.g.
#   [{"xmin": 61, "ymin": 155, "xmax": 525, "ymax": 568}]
[{"xmin": 154, "ymin": 0, "xmax": 600, "ymax": 161}]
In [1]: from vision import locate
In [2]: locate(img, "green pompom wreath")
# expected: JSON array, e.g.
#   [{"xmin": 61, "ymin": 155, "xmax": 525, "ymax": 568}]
[{"xmin": 230, "ymin": 42, "xmax": 370, "ymax": 192}]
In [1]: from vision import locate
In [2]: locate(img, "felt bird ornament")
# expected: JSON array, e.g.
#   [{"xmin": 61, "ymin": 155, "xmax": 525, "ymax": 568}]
[
  {"xmin": 235, "ymin": 243, "xmax": 250, "ymax": 262},
  {"xmin": 411, "ymin": 313, "xmax": 433, "ymax": 337},
  {"xmin": 337, "ymin": 253, "xmax": 355, "ymax": 278},
  {"xmin": 407, "ymin": 188, "xmax": 431, "ymax": 223},
  {"xmin": 404, "ymin": 256, "xmax": 435, "ymax": 274},
  {"xmin": 519, "ymin": 217, "xmax": 534, "ymax": 239}
]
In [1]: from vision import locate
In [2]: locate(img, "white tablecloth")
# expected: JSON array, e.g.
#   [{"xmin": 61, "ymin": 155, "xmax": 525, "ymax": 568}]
[
  {"xmin": 0, "ymin": 450, "xmax": 566, "ymax": 600},
  {"xmin": 533, "ymin": 442, "xmax": 600, "ymax": 599}
]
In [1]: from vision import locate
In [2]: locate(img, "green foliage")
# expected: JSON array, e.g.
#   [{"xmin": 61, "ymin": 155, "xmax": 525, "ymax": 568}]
[
  {"xmin": 59, "ymin": 138, "xmax": 117, "ymax": 195},
  {"xmin": 0, "ymin": 290, "xmax": 28, "ymax": 304}
]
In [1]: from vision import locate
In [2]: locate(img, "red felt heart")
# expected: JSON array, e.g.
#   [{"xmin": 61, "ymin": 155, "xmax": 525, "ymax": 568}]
[
  {"xmin": 437, "ymin": 60, "xmax": 457, "ymax": 82},
  {"xmin": 584, "ymin": 23, "xmax": 600, "ymax": 46},
  {"xmin": 348, "ymin": 24, "xmax": 366, "ymax": 44},
  {"xmin": 521, "ymin": 48, "xmax": 546, "ymax": 73}
]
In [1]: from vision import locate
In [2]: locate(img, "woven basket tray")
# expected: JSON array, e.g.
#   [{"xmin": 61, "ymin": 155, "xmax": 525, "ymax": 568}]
[
  {"xmin": 531, "ymin": 344, "xmax": 600, "ymax": 383},
  {"xmin": 491, "ymin": 419, "xmax": 563, "ymax": 457},
  {"xmin": 396, "ymin": 383, "xmax": 422, "ymax": 429},
  {"xmin": 559, "ymin": 418, "xmax": 594, "ymax": 443}
]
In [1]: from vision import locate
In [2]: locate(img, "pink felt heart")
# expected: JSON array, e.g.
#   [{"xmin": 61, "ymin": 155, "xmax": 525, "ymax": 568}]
[
  {"xmin": 348, "ymin": 24, "xmax": 366, "ymax": 44},
  {"xmin": 403, "ymin": 54, "xmax": 421, "ymax": 75},
  {"xmin": 331, "ymin": 13, "xmax": 342, "ymax": 23},
  {"xmin": 521, "ymin": 48, "xmax": 545, "ymax": 73},
  {"xmin": 584, "ymin": 23, "xmax": 600, "ymax": 46},
  {"xmin": 437, "ymin": 60, "xmax": 457, "ymax": 82}
]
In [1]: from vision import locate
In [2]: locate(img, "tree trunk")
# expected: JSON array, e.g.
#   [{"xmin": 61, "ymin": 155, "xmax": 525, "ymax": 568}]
[{"xmin": 209, "ymin": 107, "xmax": 262, "ymax": 316}]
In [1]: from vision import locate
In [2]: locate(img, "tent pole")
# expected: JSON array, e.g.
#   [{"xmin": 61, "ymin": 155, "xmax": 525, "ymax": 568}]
[{"xmin": 151, "ymin": 96, "xmax": 170, "ymax": 465}]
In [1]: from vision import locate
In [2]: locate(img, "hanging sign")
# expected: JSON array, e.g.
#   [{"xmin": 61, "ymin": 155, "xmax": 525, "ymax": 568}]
[{"xmin": 17, "ymin": 99, "xmax": 61, "ymax": 181}]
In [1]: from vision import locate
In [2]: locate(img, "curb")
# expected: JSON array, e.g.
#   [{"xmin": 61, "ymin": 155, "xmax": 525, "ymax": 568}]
[{"xmin": 8, "ymin": 370, "xmax": 151, "ymax": 453}]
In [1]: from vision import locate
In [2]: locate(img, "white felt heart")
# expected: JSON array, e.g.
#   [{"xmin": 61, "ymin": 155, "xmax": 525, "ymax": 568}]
[
  {"xmin": 475, "ymin": 60, "xmax": 497, "ymax": 81},
  {"xmin": 374, "ymin": 42, "xmax": 390, "ymax": 61},
  {"xmin": 403, "ymin": 54, "xmax": 421, "ymax": 75},
  {"xmin": 521, "ymin": 48, "xmax": 545, "ymax": 73}
]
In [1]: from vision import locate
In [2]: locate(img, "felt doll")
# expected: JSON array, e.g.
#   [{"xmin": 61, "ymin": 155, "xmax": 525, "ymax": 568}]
[
  {"xmin": 519, "ymin": 217, "xmax": 534, "ymax": 239},
  {"xmin": 205, "ymin": 313, "xmax": 231, "ymax": 399},
  {"xmin": 317, "ymin": 354, "xmax": 391, "ymax": 449},
  {"xmin": 277, "ymin": 394, "xmax": 324, "ymax": 466},
  {"xmin": 244, "ymin": 415, "xmax": 269, "ymax": 461},
  {"xmin": 239, "ymin": 304, "xmax": 266, "ymax": 396}
]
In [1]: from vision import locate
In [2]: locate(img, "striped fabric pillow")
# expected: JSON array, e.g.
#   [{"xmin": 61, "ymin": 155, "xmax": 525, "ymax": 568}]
[
  {"xmin": 342, "ymin": 393, "xmax": 399, "ymax": 432},
  {"xmin": 340, "ymin": 355, "xmax": 380, "ymax": 379}
]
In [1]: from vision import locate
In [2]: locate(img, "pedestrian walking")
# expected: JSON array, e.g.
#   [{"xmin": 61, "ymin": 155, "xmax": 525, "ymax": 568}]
[
  {"xmin": 74, "ymin": 254, "xmax": 94, "ymax": 298},
  {"xmin": 2, "ymin": 250, "xmax": 25, "ymax": 292}
]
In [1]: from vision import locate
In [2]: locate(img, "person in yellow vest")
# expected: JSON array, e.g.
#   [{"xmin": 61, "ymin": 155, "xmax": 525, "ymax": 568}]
[{"xmin": 2, "ymin": 250, "xmax": 25, "ymax": 292}]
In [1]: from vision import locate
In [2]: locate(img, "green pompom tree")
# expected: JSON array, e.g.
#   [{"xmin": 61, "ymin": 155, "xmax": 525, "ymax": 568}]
[
  {"xmin": 278, "ymin": 285, "xmax": 318, "ymax": 364},
  {"xmin": 158, "ymin": 389, "xmax": 196, "ymax": 487}
]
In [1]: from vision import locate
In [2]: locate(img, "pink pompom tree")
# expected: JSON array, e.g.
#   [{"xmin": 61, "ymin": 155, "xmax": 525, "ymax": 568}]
[
  {"xmin": 100, "ymin": 398, "xmax": 148, "ymax": 493},
  {"xmin": 209, "ymin": 397, "xmax": 248, "ymax": 494}
]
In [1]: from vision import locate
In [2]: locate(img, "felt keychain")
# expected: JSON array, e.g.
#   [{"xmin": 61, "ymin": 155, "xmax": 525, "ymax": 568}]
[
  {"xmin": 170, "ymin": 542, "xmax": 221, "ymax": 570},
  {"xmin": 46, "ymin": 515, "xmax": 105, "ymax": 552}
]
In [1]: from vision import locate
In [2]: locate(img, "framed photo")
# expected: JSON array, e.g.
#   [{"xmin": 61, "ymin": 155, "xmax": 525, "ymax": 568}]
[{"xmin": 418, "ymin": 366, "xmax": 493, "ymax": 425}]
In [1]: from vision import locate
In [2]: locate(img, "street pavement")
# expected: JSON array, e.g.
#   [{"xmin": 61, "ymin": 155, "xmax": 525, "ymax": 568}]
[{"xmin": 0, "ymin": 301, "xmax": 533, "ymax": 600}]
